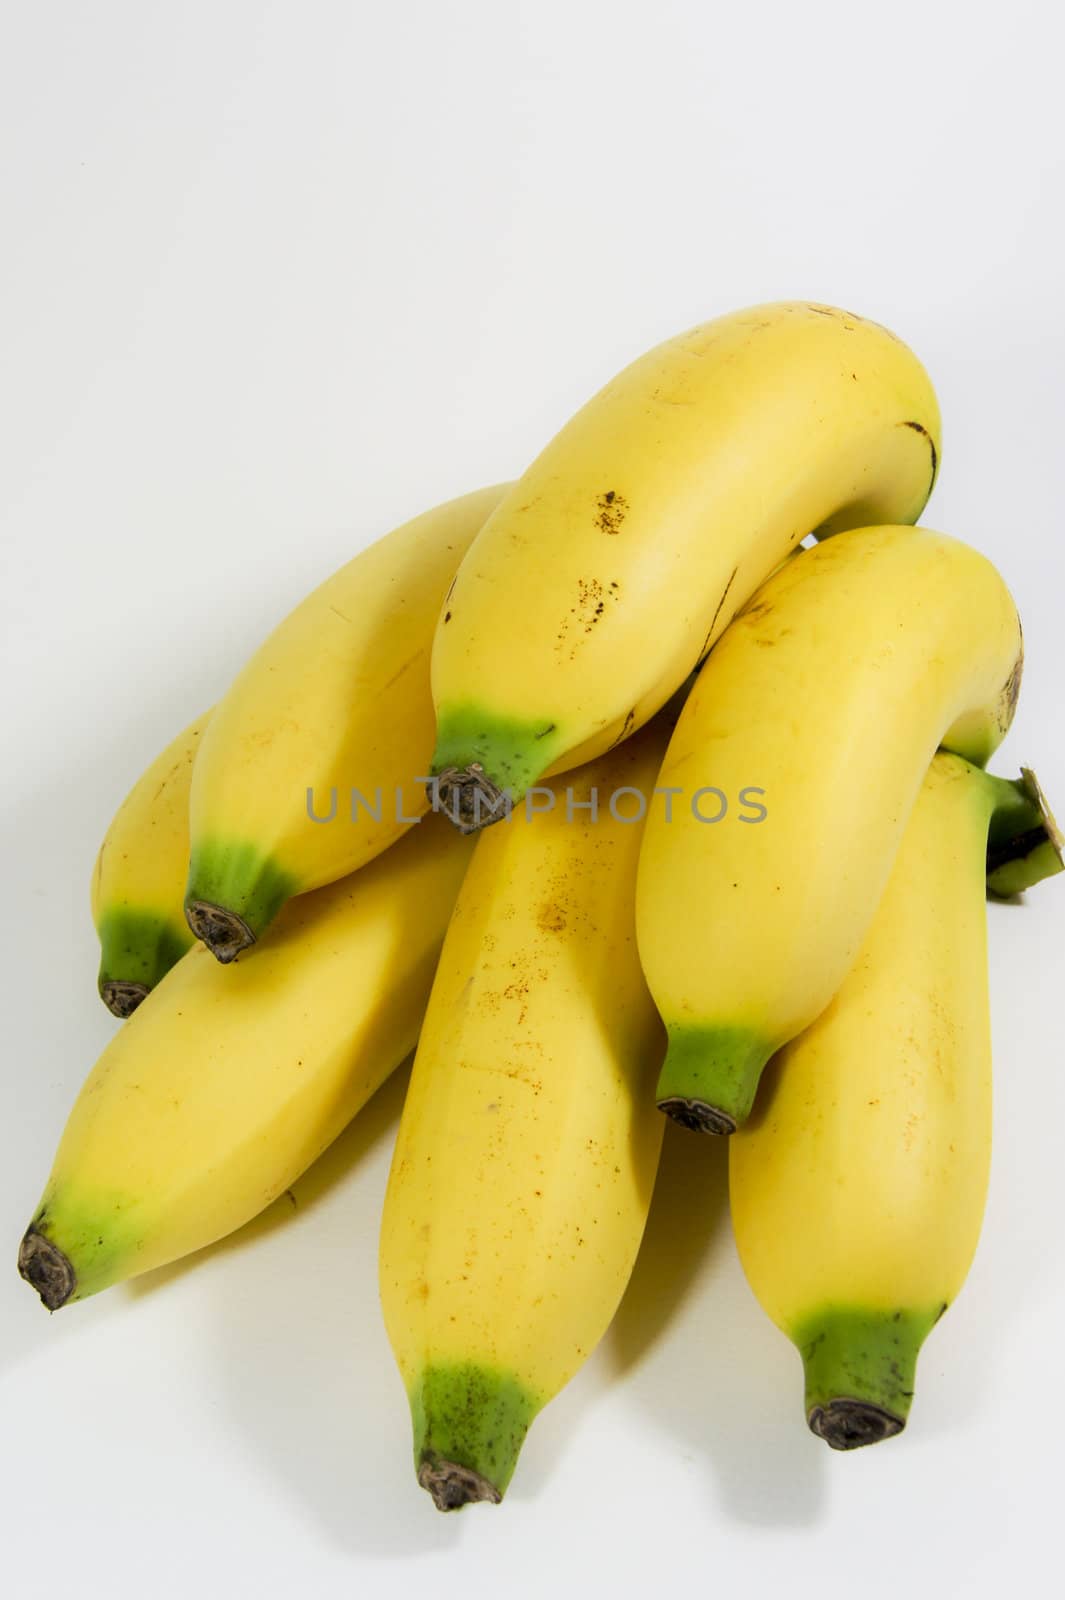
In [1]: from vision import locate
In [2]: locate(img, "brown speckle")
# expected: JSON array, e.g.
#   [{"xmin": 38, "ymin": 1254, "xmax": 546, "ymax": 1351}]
[
  {"xmin": 596, "ymin": 490, "xmax": 628, "ymax": 535},
  {"xmin": 537, "ymin": 903, "xmax": 568, "ymax": 933}
]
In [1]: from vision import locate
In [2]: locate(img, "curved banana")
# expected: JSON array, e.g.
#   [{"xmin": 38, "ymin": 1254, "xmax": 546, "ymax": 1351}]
[
  {"xmin": 184, "ymin": 484, "xmax": 506, "ymax": 961},
  {"xmin": 19, "ymin": 817, "xmax": 470, "ymax": 1309},
  {"xmin": 636, "ymin": 524, "xmax": 1022, "ymax": 1134},
  {"xmin": 90, "ymin": 711, "xmax": 211, "ymax": 1016},
  {"xmin": 379, "ymin": 722, "xmax": 668, "ymax": 1510},
  {"xmin": 428, "ymin": 302, "xmax": 940, "ymax": 825},
  {"xmin": 729, "ymin": 753, "xmax": 1051, "ymax": 1448}
]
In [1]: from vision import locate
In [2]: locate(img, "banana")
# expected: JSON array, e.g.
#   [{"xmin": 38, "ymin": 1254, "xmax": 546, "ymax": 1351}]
[
  {"xmin": 379, "ymin": 720, "xmax": 668, "ymax": 1509},
  {"xmin": 90, "ymin": 712, "xmax": 211, "ymax": 1016},
  {"xmin": 19, "ymin": 816, "xmax": 470, "ymax": 1309},
  {"xmin": 729, "ymin": 752, "xmax": 1055, "ymax": 1448},
  {"xmin": 427, "ymin": 302, "xmax": 940, "ymax": 825},
  {"xmin": 636, "ymin": 524, "xmax": 1022, "ymax": 1134},
  {"xmin": 184, "ymin": 484, "xmax": 506, "ymax": 961}
]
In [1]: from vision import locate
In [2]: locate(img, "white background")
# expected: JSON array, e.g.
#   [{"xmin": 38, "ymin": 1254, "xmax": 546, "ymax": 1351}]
[{"xmin": 2, "ymin": 2, "xmax": 1063, "ymax": 1594}]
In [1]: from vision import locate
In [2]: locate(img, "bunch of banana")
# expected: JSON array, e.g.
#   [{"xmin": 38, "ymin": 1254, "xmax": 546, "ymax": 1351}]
[{"xmin": 19, "ymin": 299, "xmax": 1062, "ymax": 1513}]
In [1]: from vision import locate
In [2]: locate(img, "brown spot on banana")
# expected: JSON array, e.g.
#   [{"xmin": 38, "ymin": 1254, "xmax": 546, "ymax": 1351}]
[
  {"xmin": 901, "ymin": 419, "xmax": 939, "ymax": 492},
  {"xmin": 604, "ymin": 707, "xmax": 637, "ymax": 752},
  {"xmin": 695, "ymin": 566, "xmax": 739, "ymax": 669},
  {"xmin": 1001, "ymin": 634, "xmax": 1024, "ymax": 729},
  {"xmin": 595, "ymin": 490, "xmax": 628, "ymax": 535}
]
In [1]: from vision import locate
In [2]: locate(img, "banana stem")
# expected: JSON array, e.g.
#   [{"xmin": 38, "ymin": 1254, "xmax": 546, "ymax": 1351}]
[
  {"xmin": 99, "ymin": 981, "xmax": 150, "ymax": 1019},
  {"xmin": 428, "ymin": 766, "xmax": 511, "ymax": 834},
  {"xmin": 984, "ymin": 766, "xmax": 1064, "ymax": 897},
  {"xmin": 184, "ymin": 901, "xmax": 257, "ymax": 964},
  {"xmin": 18, "ymin": 1228, "xmax": 76, "ymax": 1311}
]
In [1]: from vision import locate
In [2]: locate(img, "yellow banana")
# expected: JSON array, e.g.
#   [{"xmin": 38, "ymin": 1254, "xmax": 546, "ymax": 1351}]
[
  {"xmin": 185, "ymin": 484, "xmax": 506, "ymax": 961},
  {"xmin": 19, "ymin": 816, "xmax": 470, "ymax": 1309},
  {"xmin": 427, "ymin": 301, "xmax": 940, "ymax": 824},
  {"xmin": 379, "ymin": 721, "xmax": 668, "ymax": 1509},
  {"xmin": 729, "ymin": 752, "xmax": 1053, "ymax": 1448},
  {"xmin": 636, "ymin": 524, "xmax": 1022, "ymax": 1133},
  {"xmin": 90, "ymin": 711, "xmax": 210, "ymax": 1016}
]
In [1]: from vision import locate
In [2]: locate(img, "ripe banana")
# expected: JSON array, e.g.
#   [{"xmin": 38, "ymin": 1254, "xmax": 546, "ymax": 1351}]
[
  {"xmin": 379, "ymin": 721, "xmax": 668, "ymax": 1510},
  {"xmin": 636, "ymin": 524, "xmax": 1022, "ymax": 1134},
  {"xmin": 428, "ymin": 301, "xmax": 940, "ymax": 825},
  {"xmin": 184, "ymin": 484, "xmax": 506, "ymax": 961},
  {"xmin": 90, "ymin": 712, "xmax": 211, "ymax": 1016},
  {"xmin": 729, "ymin": 752, "xmax": 1052, "ymax": 1448},
  {"xmin": 19, "ymin": 817, "xmax": 470, "ymax": 1309}
]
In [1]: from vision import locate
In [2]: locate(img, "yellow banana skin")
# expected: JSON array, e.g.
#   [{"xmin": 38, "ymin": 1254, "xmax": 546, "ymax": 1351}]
[
  {"xmin": 19, "ymin": 816, "xmax": 470, "ymax": 1310},
  {"xmin": 730, "ymin": 753, "xmax": 1000, "ymax": 1448},
  {"xmin": 428, "ymin": 301, "xmax": 940, "ymax": 824},
  {"xmin": 91, "ymin": 712, "xmax": 210, "ymax": 1016},
  {"xmin": 636, "ymin": 524, "xmax": 1022, "ymax": 1134},
  {"xmin": 185, "ymin": 484, "xmax": 506, "ymax": 962},
  {"xmin": 379, "ymin": 723, "xmax": 668, "ymax": 1510}
]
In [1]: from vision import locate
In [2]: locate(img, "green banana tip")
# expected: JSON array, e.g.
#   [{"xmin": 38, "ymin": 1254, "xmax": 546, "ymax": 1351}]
[
  {"xmin": 409, "ymin": 1361, "xmax": 538, "ymax": 1509},
  {"xmin": 655, "ymin": 1026, "xmax": 771, "ymax": 1132},
  {"xmin": 797, "ymin": 1305, "xmax": 935, "ymax": 1449},
  {"xmin": 18, "ymin": 1227, "xmax": 76, "ymax": 1311}
]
